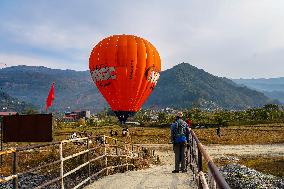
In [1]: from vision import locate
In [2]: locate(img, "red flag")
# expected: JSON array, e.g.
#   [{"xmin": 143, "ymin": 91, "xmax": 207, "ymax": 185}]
[{"xmin": 46, "ymin": 83, "xmax": 55, "ymax": 111}]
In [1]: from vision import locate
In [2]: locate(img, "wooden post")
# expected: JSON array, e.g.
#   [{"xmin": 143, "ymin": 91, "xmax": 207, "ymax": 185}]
[
  {"xmin": 189, "ymin": 134, "xmax": 193, "ymax": 169},
  {"xmin": 87, "ymin": 138, "xmax": 91, "ymax": 184},
  {"xmin": 198, "ymin": 149, "xmax": 203, "ymax": 189},
  {"xmin": 59, "ymin": 142, "xmax": 64, "ymax": 189},
  {"xmin": 115, "ymin": 139, "xmax": 118, "ymax": 155},
  {"xmin": 0, "ymin": 120, "xmax": 3, "ymax": 165},
  {"xmin": 126, "ymin": 156, "xmax": 128, "ymax": 171},
  {"xmin": 208, "ymin": 168, "xmax": 211, "ymax": 188},
  {"xmin": 208, "ymin": 168, "xmax": 217, "ymax": 189},
  {"xmin": 132, "ymin": 144, "xmax": 135, "ymax": 170},
  {"xmin": 191, "ymin": 136, "xmax": 195, "ymax": 180},
  {"xmin": 104, "ymin": 135, "xmax": 108, "ymax": 176},
  {"xmin": 12, "ymin": 151, "xmax": 18, "ymax": 189}
]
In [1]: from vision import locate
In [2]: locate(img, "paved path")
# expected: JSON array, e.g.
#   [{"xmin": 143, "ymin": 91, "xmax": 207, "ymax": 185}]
[
  {"xmin": 84, "ymin": 143, "xmax": 284, "ymax": 188},
  {"xmin": 84, "ymin": 149, "xmax": 197, "ymax": 189},
  {"xmin": 84, "ymin": 165, "xmax": 196, "ymax": 189}
]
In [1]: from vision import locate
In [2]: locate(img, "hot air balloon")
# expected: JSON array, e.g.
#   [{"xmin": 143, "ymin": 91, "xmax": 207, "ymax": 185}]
[{"xmin": 89, "ymin": 34, "xmax": 161, "ymax": 123}]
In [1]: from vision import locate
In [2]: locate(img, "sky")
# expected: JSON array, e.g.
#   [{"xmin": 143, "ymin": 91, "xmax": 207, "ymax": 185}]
[{"xmin": 0, "ymin": 0, "xmax": 284, "ymax": 79}]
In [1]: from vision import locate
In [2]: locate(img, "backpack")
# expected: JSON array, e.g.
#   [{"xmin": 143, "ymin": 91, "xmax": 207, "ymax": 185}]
[{"xmin": 174, "ymin": 120, "xmax": 187, "ymax": 143}]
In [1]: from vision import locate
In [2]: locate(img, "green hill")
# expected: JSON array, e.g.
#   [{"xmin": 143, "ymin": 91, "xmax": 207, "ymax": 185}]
[
  {"xmin": 0, "ymin": 64, "xmax": 276, "ymax": 112},
  {"xmin": 0, "ymin": 66, "xmax": 106, "ymax": 112},
  {"xmin": 145, "ymin": 63, "xmax": 276, "ymax": 109},
  {"xmin": 0, "ymin": 91, "xmax": 34, "ymax": 112}
]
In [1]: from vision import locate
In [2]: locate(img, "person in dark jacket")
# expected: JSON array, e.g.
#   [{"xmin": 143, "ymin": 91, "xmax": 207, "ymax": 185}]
[
  {"xmin": 216, "ymin": 127, "xmax": 221, "ymax": 137},
  {"xmin": 171, "ymin": 112, "xmax": 190, "ymax": 173}
]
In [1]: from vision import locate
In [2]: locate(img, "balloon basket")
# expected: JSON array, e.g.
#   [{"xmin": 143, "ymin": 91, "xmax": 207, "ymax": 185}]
[{"xmin": 114, "ymin": 111, "xmax": 135, "ymax": 124}]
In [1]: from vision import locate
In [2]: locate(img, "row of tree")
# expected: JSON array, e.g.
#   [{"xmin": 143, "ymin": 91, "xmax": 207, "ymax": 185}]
[
  {"xmin": 53, "ymin": 104, "xmax": 284, "ymax": 128},
  {"xmin": 134, "ymin": 104, "xmax": 284, "ymax": 126}
]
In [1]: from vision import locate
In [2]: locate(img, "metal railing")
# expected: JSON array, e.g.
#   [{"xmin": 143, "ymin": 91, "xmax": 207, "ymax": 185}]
[
  {"xmin": 0, "ymin": 135, "xmax": 152, "ymax": 189},
  {"xmin": 188, "ymin": 130, "xmax": 230, "ymax": 189}
]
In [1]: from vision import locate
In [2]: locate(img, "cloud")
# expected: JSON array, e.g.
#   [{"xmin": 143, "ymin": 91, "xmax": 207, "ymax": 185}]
[
  {"xmin": 0, "ymin": 53, "xmax": 85, "ymax": 70},
  {"xmin": 1, "ymin": 0, "xmax": 284, "ymax": 78}
]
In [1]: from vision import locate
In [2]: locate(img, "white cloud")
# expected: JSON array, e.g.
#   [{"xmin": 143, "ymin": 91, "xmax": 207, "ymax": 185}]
[
  {"xmin": 2, "ymin": 21, "xmax": 102, "ymax": 52},
  {"xmin": 0, "ymin": 53, "xmax": 85, "ymax": 71},
  {"xmin": 1, "ymin": 0, "xmax": 284, "ymax": 78}
]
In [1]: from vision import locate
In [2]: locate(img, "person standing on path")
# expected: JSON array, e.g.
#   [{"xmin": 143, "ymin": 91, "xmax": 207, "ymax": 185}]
[
  {"xmin": 186, "ymin": 118, "xmax": 191, "ymax": 129},
  {"xmin": 171, "ymin": 112, "xmax": 190, "ymax": 173},
  {"xmin": 216, "ymin": 127, "xmax": 221, "ymax": 137}
]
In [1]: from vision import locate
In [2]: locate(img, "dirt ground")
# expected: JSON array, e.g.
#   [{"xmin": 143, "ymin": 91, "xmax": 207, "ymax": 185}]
[
  {"xmin": 84, "ymin": 143, "xmax": 284, "ymax": 189},
  {"xmin": 84, "ymin": 148, "xmax": 196, "ymax": 189}
]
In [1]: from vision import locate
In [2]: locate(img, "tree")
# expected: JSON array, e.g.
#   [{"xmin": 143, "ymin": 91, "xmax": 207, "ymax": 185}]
[
  {"xmin": 22, "ymin": 108, "xmax": 39, "ymax": 115},
  {"xmin": 158, "ymin": 112, "xmax": 167, "ymax": 123}
]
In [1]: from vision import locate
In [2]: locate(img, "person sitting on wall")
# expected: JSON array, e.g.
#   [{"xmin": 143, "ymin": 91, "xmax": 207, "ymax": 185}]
[
  {"xmin": 122, "ymin": 128, "xmax": 129, "ymax": 137},
  {"xmin": 70, "ymin": 132, "xmax": 77, "ymax": 139},
  {"xmin": 95, "ymin": 135, "xmax": 104, "ymax": 145},
  {"xmin": 114, "ymin": 131, "xmax": 118, "ymax": 136}
]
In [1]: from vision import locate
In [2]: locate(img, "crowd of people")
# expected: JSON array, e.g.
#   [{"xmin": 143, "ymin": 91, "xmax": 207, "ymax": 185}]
[
  {"xmin": 110, "ymin": 128, "xmax": 130, "ymax": 137},
  {"xmin": 68, "ymin": 127, "xmax": 131, "ymax": 146}
]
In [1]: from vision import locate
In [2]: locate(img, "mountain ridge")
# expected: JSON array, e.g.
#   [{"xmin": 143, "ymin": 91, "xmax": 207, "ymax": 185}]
[
  {"xmin": 233, "ymin": 77, "xmax": 284, "ymax": 103},
  {"xmin": 0, "ymin": 63, "xmax": 277, "ymax": 112},
  {"xmin": 146, "ymin": 63, "xmax": 275, "ymax": 109}
]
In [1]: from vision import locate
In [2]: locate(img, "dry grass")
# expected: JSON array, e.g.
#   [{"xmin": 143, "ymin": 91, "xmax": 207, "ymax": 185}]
[
  {"xmin": 1, "ymin": 123, "xmax": 283, "ymax": 180},
  {"xmin": 85, "ymin": 123, "xmax": 284, "ymax": 145},
  {"xmin": 194, "ymin": 124, "xmax": 284, "ymax": 145},
  {"xmin": 52, "ymin": 123, "xmax": 284, "ymax": 145}
]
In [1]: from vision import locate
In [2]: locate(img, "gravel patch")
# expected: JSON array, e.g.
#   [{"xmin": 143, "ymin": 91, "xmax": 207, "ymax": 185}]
[{"xmin": 220, "ymin": 164, "xmax": 284, "ymax": 189}]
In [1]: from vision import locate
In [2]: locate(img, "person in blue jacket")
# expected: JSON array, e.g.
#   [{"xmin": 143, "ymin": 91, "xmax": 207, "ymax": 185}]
[{"xmin": 171, "ymin": 112, "xmax": 190, "ymax": 173}]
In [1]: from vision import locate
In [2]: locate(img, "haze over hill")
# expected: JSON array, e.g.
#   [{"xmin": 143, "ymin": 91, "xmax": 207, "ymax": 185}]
[
  {"xmin": 0, "ymin": 63, "xmax": 277, "ymax": 112},
  {"xmin": 233, "ymin": 78, "xmax": 284, "ymax": 103}
]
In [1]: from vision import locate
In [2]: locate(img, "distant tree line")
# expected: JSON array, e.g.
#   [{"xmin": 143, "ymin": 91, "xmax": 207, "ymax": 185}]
[
  {"xmin": 51, "ymin": 104, "xmax": 284, "ymax": 128},
  {"xmin": 134, "ymin": 104, "xmax": 284, "ymax": 127}
]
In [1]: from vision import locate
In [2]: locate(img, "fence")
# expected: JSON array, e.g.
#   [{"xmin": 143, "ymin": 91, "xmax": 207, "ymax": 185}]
[
  {"xmin": 188, "ymin": 129, "xmax": 230, "ymax": 189},
  {"xmin": 0, "ymin": 135, "xmax": 153, "ymax": 189},
  {"xmin": 1, "ymin": 131, "xmax": 230, "ymax": 189}
]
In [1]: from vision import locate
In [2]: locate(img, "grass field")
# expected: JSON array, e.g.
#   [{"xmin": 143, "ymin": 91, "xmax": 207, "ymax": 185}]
[
  {"xmin": 2, "ymin": 122, "xmax": 284, "ymax": 178},
  {"xmin": 53, "ymin": 122, "xmax": 284, "ymax": 177},
  {"xmin": 53, "ymin": 123, "xmax": 284, "ymax": 145}
]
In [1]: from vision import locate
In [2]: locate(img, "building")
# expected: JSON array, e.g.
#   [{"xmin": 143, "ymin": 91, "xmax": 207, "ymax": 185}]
[
  {"xmin": 0, "ymin": 112, "xmax": 18, "ymax": 117},
  {"xmin": 63, "ymin": 110, "xmax": 91, "ymax": 121}
]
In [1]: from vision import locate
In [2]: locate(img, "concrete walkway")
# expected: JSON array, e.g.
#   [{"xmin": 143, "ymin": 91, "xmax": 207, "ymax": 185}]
[{"xmin": 84, "ymin": 149, "xmax": 197, "ymax": 189}]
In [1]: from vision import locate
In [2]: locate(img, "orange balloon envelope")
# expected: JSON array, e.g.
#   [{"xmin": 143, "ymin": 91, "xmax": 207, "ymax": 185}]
[{"xmin": 89, "ymin": 34, "xmax": 161, "ymax": 123}]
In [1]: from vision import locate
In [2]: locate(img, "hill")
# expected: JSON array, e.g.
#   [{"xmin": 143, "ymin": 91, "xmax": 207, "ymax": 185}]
[
  {"xmin": 263, "ymin": 91, "xmax": 284, "ymax": 104},
  {"xmin": 0, "ymin": 66, "xmax": 106, "ymax": 112},
  {"xmin": 145, "ymin": 63, "xmax": 276, "ymax": 109},
  {"xmin": 233, "ymin": 78, "xmax": 284, "ymax": 103},
  {"xmin": 0, "ymin": 91, "xmax": 34, "ymax": 112},
  {"xmin": 0, "ymin": 64, "xmax": 276, "ymax": 112}
]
